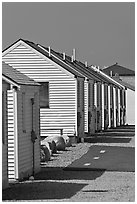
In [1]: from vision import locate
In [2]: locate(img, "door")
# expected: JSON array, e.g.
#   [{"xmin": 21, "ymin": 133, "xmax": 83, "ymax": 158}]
[{"xmin": 77, "ymin": 80, "xmax": 84, "ymax": 140}]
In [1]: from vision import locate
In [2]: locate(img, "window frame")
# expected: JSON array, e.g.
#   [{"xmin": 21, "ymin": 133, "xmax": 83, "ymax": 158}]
[
  {"xmin": 22, "ymin": 92, "xmax": 26, "ymax": 133},
  {"xmin": 39, "ymin": 82, "xmax": 50, "ymax": 109}
]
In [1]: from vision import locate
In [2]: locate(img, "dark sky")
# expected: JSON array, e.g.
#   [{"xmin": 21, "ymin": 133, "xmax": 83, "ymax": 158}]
[{"xmin": 2, "ymin": 2, "xmax": 135, "ymax": 70}]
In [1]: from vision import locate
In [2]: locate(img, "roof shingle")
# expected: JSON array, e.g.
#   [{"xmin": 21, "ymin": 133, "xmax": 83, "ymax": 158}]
[{"xmin": 2, "ymin": 62, "xmax": 40, "ymax": 86}]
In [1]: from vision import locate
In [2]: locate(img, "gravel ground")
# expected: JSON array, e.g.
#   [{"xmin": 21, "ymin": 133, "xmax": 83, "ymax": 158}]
[{"xmin": 3, "ymin": 135, "xmax": 135, "ymax": 202}]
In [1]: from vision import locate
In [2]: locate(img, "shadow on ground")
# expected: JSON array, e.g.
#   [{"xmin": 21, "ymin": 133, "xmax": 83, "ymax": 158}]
[
  {"xmin": 35, "ymin": 167, "xmax": 105, "ymax": 180},
  {"xmin": 2, "ymin": 180, "xmax": 87, "ymax": 201},
  {"xmin": 84, "ymin": 137, "xmax": 132, "ymax": 143},
  {"xmin": 2, "ymin": 168, "xmax": 105, "ymax": 201}
]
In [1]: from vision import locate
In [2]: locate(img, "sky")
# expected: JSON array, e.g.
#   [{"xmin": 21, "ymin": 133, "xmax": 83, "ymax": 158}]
[{"xmin": 2, "ymin": 2, "xmax": 135, "ymax": 70}]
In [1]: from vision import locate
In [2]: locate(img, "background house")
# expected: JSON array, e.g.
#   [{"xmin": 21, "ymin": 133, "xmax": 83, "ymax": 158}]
[
  {"xmin": 102, "ymin": 63, "xmax": 135, "ymax": 86},
  {"xmin": 2, "ymin": 62, "xmax": 41, "ymax": 181}
]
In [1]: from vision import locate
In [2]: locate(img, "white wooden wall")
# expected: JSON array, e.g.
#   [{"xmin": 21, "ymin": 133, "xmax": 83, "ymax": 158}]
[
  {"xmin": 94, "ymin": 82, "xmax": 97, "ymax": 131},
  {"xmin": 17, "ymin": 86, "xmax": 40, "ymax": 179},
  {"xmin": 113, "ymin": 87, "xmax": 116, "ymax": 127},
  {"xmin": 126, "ymin": 89, "xmax": 135, "ymax": 125},
  {"xmin": 7, "ymin": 85, "xmax": 40, "ymax": 181},
  {"xmin": 101, "ymin": 83, "xmax": 105, "ymax": 130},
  {"xmin": 108, "ymin": 85, "xmax": 111, "ymax": 128},
  {"xmin": 84, "ymin": 79, "xmax": 88, "ymax": 133},
  {"xmin": 7, "ymin": 90, "xmax": 15, "ymax": 180},
  {"xmin": 2, "ymin": 83, "xmax": 9, "ymax": 189},
  {"xmin": 3, "ymin": 43, "xmax": 77, "ymax": 138}
]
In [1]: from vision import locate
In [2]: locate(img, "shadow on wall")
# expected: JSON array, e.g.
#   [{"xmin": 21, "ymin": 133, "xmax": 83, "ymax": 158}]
[{"xmin": 2, "ymin": 180, "xmax": 87, "ymax": 201}]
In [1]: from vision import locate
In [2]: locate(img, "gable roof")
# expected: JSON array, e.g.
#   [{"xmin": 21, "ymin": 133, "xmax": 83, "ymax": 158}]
[
  {"xmin": 89, "ymin": 66, "xmax": 125, "ymax": 89},
  {"xmin": 2, "ymin": 39, "xmax": 84, "ymax": 79},
  {"xmin": 2, "ymin": 39, "xmax": 129, "ymax": 89},
  {"xmin": 112, "ymin": 76, "xmax": 135, "ymax": 91},
  {"xmin": 36, "ymin": 45, "xmax": 124, "ymax": 87},
  {"xmin": 2, "ymin": 62, "xmax": 40, "ymax": 86},
  {"xmin": 102, "ymin": 63, "xmax": 135, "ymax": 76}
]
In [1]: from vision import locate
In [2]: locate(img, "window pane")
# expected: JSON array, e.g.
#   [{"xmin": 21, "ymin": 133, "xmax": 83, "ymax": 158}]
[{"xmin": 40, "ymin": 82, "xmax": 49, "ymax": 108}]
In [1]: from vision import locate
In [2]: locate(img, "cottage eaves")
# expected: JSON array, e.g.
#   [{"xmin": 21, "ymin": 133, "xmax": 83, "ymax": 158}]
[{"xmin": 2, "ymin": 62, "xmax": 40, "ymax": 86}]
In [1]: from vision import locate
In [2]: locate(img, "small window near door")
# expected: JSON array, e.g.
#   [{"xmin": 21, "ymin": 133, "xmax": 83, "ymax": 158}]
[{"xmin": 39, "ymin": 82, "xmax": 49, "ymax": 108}]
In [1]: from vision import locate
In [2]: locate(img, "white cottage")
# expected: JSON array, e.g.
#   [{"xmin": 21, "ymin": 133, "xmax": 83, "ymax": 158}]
[
  {"xmin": 2, "ymin": 39, "xmax": 85, "ymax": 142},
  {"xmin": 93, "ymin": 67, "xmax": 126, "ymax": 128},
  {"xmin": 2, "ymin": 62, "xmax": 40, "ymax": 181}
]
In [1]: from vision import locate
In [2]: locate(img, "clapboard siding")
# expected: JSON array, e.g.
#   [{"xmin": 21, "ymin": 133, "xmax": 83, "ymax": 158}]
[
  {"xmin": 7, "ymin": 90, "xmax": 15, "ymax": 180},
  {"xmin": 84, "ymin": 80, "xmax": 88, "ymax": 132},
  {"xmin": 5, "ymin": 83, "xmax": 40, "ymax": 180},
  {"xmin": 3, "ymin": 43, "xmax": 77, "ymax": 137},
  {"xmin": 101, "ymin": 83, "xmax": 104, "ymax": 130},
  {"xmin": 2, "ymin": 88, "xmax": 8, "ymax": 188}
]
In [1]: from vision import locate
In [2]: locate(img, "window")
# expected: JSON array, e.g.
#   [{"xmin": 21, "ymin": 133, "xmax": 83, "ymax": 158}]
[{"xmin": 39, "ymin": 82, "xmax": 49, "ymax": 108}]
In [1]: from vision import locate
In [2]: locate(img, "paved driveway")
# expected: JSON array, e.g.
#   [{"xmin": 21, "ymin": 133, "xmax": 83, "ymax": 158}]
[{"xmin": 2, "ymin": 126, "xmax": 135, "ymax": 202}]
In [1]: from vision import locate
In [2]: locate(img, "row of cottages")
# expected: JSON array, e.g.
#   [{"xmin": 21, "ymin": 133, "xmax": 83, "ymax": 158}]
[
  {"xmin": 2, "ymin": 62, "xmax": 41, "ymax": 186},
  {"xmin": 2, "ymin": 39, "xmax": 126, "ymax": 142},
  {"xmin": 46, "ymin": 50, "xmax": 126, "ymax": 133},
  {"xmin": 90, "ymin": 66, "xmax": 127, "ymax": 128}
]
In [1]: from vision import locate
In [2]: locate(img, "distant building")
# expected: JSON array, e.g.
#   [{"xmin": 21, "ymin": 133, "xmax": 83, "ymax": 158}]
[{"xmin": 102, "ymin": 63, "xmax": 135, "ymax": 86}]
